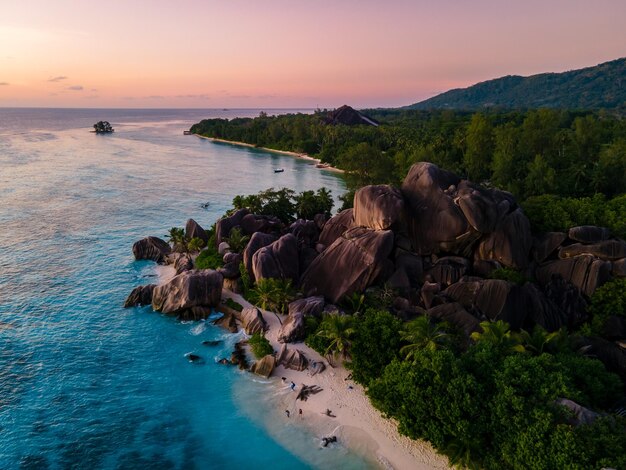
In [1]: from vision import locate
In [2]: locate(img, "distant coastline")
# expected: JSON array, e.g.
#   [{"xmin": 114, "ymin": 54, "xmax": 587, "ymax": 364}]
[{"xmin": 193, "ymin": 134, "xmax": 345, "ymax": 173}]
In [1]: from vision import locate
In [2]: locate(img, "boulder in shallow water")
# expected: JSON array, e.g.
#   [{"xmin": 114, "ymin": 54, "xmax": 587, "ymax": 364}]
[
  {"xmin": 185, "ymin": 218, "xmax": 208, "ymax": 245},
  {"xmin": 213, "ymin": 311, "xmax": 238, "ymax": 333},
  {"xmin": 300, "ymin": 226, "xmax": 394, "ymax": 304},
  {"xmin": 124, "ymin": 284, "xmax": 156, "ymax": 308},
  {"xmin": 239, "ymin": 306, "xmax": 267, "ymax": 335},
  {"xmin": 132, "ymin": 236, "xmax": 171, "ymax": 263},
  {"xmin": 251, "ymin": 234, "xmax": 299, "ymax": 283},
  {"xmin": 250, "ymin": 354, "xmax": 276, "ymax": 378},
  {"xmin": 152, "ymin": 269, "xmax": 223, "ymax": 316},
  {"xmin": 353, "ymin": 185, "xmax": 405, "ymax": 231}
]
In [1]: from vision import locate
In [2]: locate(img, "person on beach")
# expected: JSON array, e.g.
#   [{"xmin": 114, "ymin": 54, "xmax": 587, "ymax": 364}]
[
  {"xmin": 290, "ymin": 381, "xmax": 296, "ymax": 391},
  {"xmin": 299, "ymin": 408, "xmax": 303, "ymax": 418},
  {"xmin": 285, "ymin": 410, "xmax": 290, "ymax": 418}
]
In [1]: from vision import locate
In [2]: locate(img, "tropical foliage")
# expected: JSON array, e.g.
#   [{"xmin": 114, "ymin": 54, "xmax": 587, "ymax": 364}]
[
  {"xmin": 248, "ymin": 332, "xmax": 274, "ymax": 359},
  {"xmin": 314, "ymin": 314, "xmax": 355, "ymax": 363},
  {"xmin": 247, "ymin": 278, "xmax": 294, "ymax": 315}
]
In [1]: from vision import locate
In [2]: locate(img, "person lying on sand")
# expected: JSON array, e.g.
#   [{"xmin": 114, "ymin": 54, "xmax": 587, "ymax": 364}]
[{"xmin": 322, "ymin": 409, "xmax": 336, "ymax": 417}]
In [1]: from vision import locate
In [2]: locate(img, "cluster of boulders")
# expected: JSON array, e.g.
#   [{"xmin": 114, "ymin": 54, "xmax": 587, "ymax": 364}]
[{"xmin": 125, "ymin": 161, "xmax": 626, "ymax": 378}]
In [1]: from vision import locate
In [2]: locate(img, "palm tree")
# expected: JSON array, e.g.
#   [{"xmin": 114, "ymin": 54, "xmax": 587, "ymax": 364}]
[
  {"xmin": 225, "ymin": 227, "xmax": 250, "ymax": 253},
  {"xmin": 399, "ymin": 316, "xmax": 450, "ymax": 361},
  {"xmin": 166, "ymin": 227, "xmax": 187, "ymax": 252},
  {"xmin": 187, "ymin": 237, "xmax": 206, "ymax": 253},
  {"xmin": 316, "ymin": 314, "xmax": 355, "ymax": 364},
  {"xmin": 248, "ymin": 278, "xmax": 294, "ymax": 324},
  {"xmin": 517, "ymin": 326, "xmax": 569, "ymax": 356},
  {"xmin": 470, "ymin": 320, "xmax": 525, "ymax": 354}
]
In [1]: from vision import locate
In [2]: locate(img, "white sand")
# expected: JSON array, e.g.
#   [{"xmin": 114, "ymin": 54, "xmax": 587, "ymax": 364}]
[
  {"xmin": 194, "ymin": 135, "xmax": 345, "ymax": 173},
  {"xmin": 222, "ymin": 290, "xmax": 450, "ymax": 470}
]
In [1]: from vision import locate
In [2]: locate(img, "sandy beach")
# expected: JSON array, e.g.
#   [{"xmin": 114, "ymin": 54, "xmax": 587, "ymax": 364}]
[
  {"xmin": 194, "ymin": 135, "xmax": 345, "ymax": 173},
  {"xmin": 221, "ymin": 289, "xmax": 450, "ymax": 470}
]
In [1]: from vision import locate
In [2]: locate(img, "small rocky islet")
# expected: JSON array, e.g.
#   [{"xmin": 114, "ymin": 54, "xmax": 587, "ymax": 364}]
[{"xmin": 125, "ymin": 161, "xmax": 626, "ymax": 383}]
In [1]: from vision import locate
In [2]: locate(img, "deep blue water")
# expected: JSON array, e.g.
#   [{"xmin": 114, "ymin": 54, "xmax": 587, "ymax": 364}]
[{"xmin": 0, "ymin": 109, "xmax": 371, "ymax": 469}]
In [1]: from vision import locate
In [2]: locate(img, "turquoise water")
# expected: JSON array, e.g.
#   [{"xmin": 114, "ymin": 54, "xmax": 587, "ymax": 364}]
[{"xmin": 0, "ymin": 109, "xmax": 370, "ymax": 469}]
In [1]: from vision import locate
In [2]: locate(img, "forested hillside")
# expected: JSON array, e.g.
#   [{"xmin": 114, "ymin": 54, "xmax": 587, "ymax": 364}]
[{"xmin": 406, "ymin": 58, "xmax": 626, "ymax": 111}]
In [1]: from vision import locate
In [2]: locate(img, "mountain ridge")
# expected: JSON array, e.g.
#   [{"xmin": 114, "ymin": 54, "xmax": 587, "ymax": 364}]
[{"xmin": 406, "ymin": 57, "xmax": 626, "ymax": 110}]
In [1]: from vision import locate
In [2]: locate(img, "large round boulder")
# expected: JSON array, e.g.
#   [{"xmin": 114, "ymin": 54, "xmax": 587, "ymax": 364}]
[
  {"xmin": 558, "ymin": 240, "xmax": 626, "ymax": 261},
  {"xmin": 318, "ymin": 209, "xmax": 354, "ymax": 249},
  {"xmin": 185, "ymin": 218, "xmax": 208, "ymax": 245},
  {"xmin": 238, "ymin": 306, "xmax": 267, "ymax": 335},
  {"xmin": 132, "ymin": 236, "xmax": 171, "ymax": 263},
  {"xmin": 278, "ymin": 296, "xmax": 325, "ymax": 343},
  {"xmin": 535, "ymin": 255, "xmax": 611, "ymax": 297},
  {"xmin": 353, "ymin": 185, "xmax": 405, "ymax": 231},
  {"xmin": 251, "ymin": 234, "xmax": 299, "ymax": 284},
  {"xmin": 216, "ymin": 208, "xmax": 249, "ymax": 245},
  {"xmin": 568, "ymin": 226, "xmax": 610, "ymax": 243},
  {"xmin": 474, "ymin": 208, "xmax": 532, "ymax": 269},
  {"xmin": 300, "ymin": 226, "xmax": 394, "ymax": 303},
  {"xmin": 152, "ymin": 269, "xmax": 223, "ymax": 317},
  {"xmin": 124, "ymin": 284, "xmax": 156, "ymax": 308},
  {"xmin": 243, "ymin": 232, "xmax": 277, "ymax": 282}
]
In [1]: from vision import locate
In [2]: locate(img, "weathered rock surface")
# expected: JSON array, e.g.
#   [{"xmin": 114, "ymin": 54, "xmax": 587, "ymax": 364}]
[
  {"xmin": 243, "ymin": 232, "xmax": 277, "ymax": 282},
  {"xmin": 556, "ymin": 398, "xmax": 600, "ymax": 426},
  {"xmin": 132, "ymin": 236, "xmax": 171, "ymax": 263},
  {"xmin": 353, "ymin": 185, "xmax": 405, "ymax": 231},
  {"xmin": 172, "ymin": 253, "xmax": 193, "ymax": 274},
  {"xmin": 223, "ymin": 252, "xmax": 242, "ymax": 265},
  {"xmin": 250, "ymin": 354, "xmax": 276, "ymax": 378},
  {"xmin": 124, "ymin": 284, "xmax": 156, "ymax": 308},
  {"xmin": 533, "ymin": 232, "xmax": 567, "ymax": 263},
  {"xmin": 568, "ymin": 226, "xmax": 610, "ymax": 243},
  {"xmin": 475, "ymin": 208, "xmax": 532, "ymax": 269},
  {"xmin": 218, "ymin": 242, "xmax": 231, "ymax": 256},
  {"xmin": 278, "ymin": 296, "xmax": 325, "ymax": 343},
  {"xmin": 290, "ymin": 219, "xmax": 319, "ymax": 247},
  {"xmin": 239, "ymin": 306, "xmax": 267, "ymax": 335},
  {"xmin": 426, "ymin": 256, "xmax": 470, "ymax": 287},
  {"xmin": 542, "ymin": 276, "xmax": 588, "ymax": 330},
  {"xmin": 216, "ymin": 208, "xmax": 249, "ymax": 245},
  {"xmin": 318, "ymin": 209, "xmax": 353, "ymax": 248},
  {"xmin": 240, "ymin": 213, "xmax": 282, "ymax": 236},
  {"xmin": 152, "ymin": 269, "xmax": 223, "ymax": 316},
  {"xmin": 251, "ymin": 234, "xmax": 299, "ymax": 283},
  {"xmin": 401, "ymin": 162, "xmax": 467, "ymax": 255},
  {"xmin": 535, "ymin": 255, "xmax": 611, "ymax": 297},
  {"xmin": 218, "ymin": 261, "xmax": 240, "ymax": 279},
  {"xmin": 427, "ymin": 303, "xmax": 482, "ymax": 337},
  {"xmin": 213, "ymin": 312, "xmax": 238, "ymax": 333},
  {"xmin": 612, "ymin": 258, "xmax": 626, "ymax": 277},
  {"xmin": 443, "ymin": 279, "xmax": 528, "ymax": 329},
  {"xmin": 300, "ymin": 227, "xmax": 394, "ymax": 303},
  {"xmin": 185, "ymin": 218, "xmax": 208, "ymax": 244},
  {"xmin": 559, "ymin": 240, "xmax": 626, "ymax": 261},
  {"xmin": 277, "ymin": 344, "xmax": 309, "ymax": 371}
]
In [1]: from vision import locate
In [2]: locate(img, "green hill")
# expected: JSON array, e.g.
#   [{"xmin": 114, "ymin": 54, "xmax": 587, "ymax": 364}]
[{"xmin": 407, "ymin": 58, "xmax": 626, "ymax": 111}]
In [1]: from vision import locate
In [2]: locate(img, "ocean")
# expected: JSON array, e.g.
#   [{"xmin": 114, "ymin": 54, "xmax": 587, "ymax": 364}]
[{"xmin": 0, "ymin": 108, "xmax": 373, "ymax": 469}]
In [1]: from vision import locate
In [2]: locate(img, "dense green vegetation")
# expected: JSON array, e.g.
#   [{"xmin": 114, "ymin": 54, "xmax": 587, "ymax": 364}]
[
  {"xmin": 248, "ymin": 332, "xmax": 274, "ymax": 358},
  {"xmin": 194, "ymin": 226, "xmax": 222, "ymax": 270},
  {"xmin": 407, "ymin": 57, "xmax": 626, "ymax": 111},
  {"xmin": 301, "ymin": 304, "xmax": 626, "ymax": 469},
  {"xmin": 231, "ymin": 187, "xmax": 333, "ymax": 223},
  {"xmin": 191, "ymin": 107, "xmax": 626, "ymax": 214}
]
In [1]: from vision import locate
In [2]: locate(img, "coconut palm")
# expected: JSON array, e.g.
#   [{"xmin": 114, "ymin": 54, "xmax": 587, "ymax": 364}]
[
  {"xmin": 187, "ymin": 237, "xmax": 206, "ymax": 253},
  {"xmin": 166, "ymin": 227, "xmax": 187, "ymax": 251},
  {"xmin": 225, "ymin": 227, "xmax": 250, "ymax": 253},
  {"xmin": 248, "ymin": 278, "xmax": 294, "ymax": 323},
  {"xmin": 399, "ymin": 315, "xmax": 450, "ymax": 361},
  {"xmin": 315, "ymin": 314, "xmax": 355, "ymax": 364},
  {"xmin": 470, "ymin": 320, "xmax": 525, "ymax": 354},
  {"xmin": 516, "ymin": 325, "xmax": 569, "ymax": 356}
]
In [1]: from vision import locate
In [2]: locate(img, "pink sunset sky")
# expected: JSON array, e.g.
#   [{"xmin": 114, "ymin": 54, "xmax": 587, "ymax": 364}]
[{"xmin": 0, "ymin": 0, "xmax": 625, "ymax": 109}]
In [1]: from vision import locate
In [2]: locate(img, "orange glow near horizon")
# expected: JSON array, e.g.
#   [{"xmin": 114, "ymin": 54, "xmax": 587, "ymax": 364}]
[{"xmin": 1, "ymin": 0, "xmax": 625, "ymax": 108}]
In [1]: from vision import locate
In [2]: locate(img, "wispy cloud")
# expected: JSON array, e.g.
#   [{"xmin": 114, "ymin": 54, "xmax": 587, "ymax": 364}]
[
  {"xmin": 48, "ymin": 76, "xmax": 68, "ymax": 82},
  {"xmin": 145, "ymin": 95, "xmax": 164, "ymax": 99},
  {"xmin": 67, "ymin": 85, "xmax": 83, "ymax": 91},
  {"xmin": 0, "ymin": 82, "xmax": 8, "ymax": 86},
  {"xmin": 175, "ymin": 94, "xmax": 211, "ymax": 100}
]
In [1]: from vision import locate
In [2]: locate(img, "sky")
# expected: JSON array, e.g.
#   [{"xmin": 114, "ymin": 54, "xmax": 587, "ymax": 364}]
[{"xmin": 0, "ymin": 0, "xmax": 625, "ymax": 109}]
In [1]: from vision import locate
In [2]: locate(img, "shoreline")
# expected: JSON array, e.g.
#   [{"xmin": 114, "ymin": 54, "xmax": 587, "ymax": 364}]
[
  {"xmin": 221, "ymin": 289, "xmax": 450, "ymax": 470},
  {"xmin": 193, "ymin": 134, "xmax": 345, "ymax": 174}
]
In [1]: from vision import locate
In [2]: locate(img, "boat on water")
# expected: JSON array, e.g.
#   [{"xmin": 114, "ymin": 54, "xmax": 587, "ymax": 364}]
[
  {"xmin": 274, "ymin": 168, "xmax": 284, "ymax": 173},
  {"xmin": 183, "ymin": 130, "xmax": 192, "ymax": 135}
]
